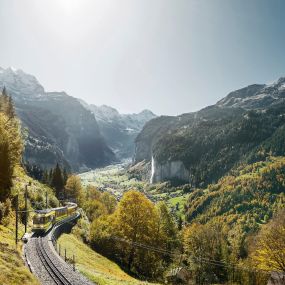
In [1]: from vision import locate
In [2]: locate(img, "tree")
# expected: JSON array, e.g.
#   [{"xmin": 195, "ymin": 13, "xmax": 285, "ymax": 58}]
[
  {"xmin": 6, "ymin": 95, "xmax": 15, "ymax": 121},
  {"xmin": 62, "ymin": 168, "xmax": 68, "ymax": 185},
  {"xmin": 0, "ymin": 87, "xmax": 9, "ymax": 113},
  {"xmin": 112, "ymin": 190, "xmax": 163, "ymax": 277},
  {"xmin": 0, "ymin": 99, "xmax": 23, "ymax": 202},
  {"xmin": 86, "ymin": 185, "xmax": 101, "ymax": 200},
  {"xmin": 183, "ymin": 222, "xmax": 229, "ymax": 284},
  {"xmin": 65, "ymin": 175, "xmax": 84, "ymax": 204},
  {"xmin": 84, "ymin": 199, "xmax": 107, "ymax": 221},
  {"xmin": 0, "ymin": 123, "xmax": 13, "ymax": 200},
  {"xmin": 250, "ymin": 209, "xmax": 285, "ymax": 272},
  {"xmin": 51, "ymin": 163, "xmax": 64, "ymax": 198},
  {"xmin": 156, "ymin": 202, "xmax": 178, "ymax": 251},
  {"xmin": 100, "ymin": 192, "xmax": 116, "ymax": 214}
]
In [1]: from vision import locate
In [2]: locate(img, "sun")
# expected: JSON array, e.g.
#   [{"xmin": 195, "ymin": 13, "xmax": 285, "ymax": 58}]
[{"xmin": 58, "ymin": 0, "xmax": 80, "ymax": 16}]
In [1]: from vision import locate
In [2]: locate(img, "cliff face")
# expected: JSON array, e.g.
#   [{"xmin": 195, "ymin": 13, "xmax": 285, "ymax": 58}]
[
  {"xmin": 0, "ymin": 67, "xmax": 115, "ymax": 170},
  {"xmin": 150, "ymin": 157, "xmax": 190, "ymax": 184},
  {"xmin": 135, "ymin": 76, "xmax": 285, "ymax": 185}
]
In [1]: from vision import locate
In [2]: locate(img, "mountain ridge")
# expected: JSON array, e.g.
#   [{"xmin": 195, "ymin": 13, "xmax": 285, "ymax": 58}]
[
  {"xmin": 0, "ymin": 66, "xmax": 115, "ymax": 171},
  {"xmin": 134, "ymin": 76, "xmax": 285, "ymax": 186}
]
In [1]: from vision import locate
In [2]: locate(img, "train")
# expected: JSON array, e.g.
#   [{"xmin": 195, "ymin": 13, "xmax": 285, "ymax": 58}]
[{"xmin": 32, "ymin": 202, "xmax": 78, "ymax": 233}]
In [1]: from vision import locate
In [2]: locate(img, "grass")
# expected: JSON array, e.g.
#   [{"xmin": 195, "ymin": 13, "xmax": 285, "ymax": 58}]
[
  {"xmin": 57, "ymin": 233, "xmax": 160, "ymax": 285},
  {"xmin": 0, "ymin": 224, "xmax": 39, "ymax": 285},
  {"xmin": 167, "ymin": 195, "xmax": 187, "ymax": 218}
]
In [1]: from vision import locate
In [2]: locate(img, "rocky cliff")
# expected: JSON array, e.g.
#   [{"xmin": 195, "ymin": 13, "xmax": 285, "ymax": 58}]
[{"xmin": 150, "ymin": 157, "xmax": 190, "ymax": 184}]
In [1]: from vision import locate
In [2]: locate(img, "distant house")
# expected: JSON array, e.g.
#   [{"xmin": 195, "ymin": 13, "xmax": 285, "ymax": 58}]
[
  {"xmin": 166, "ymin": 267, "xmax": 191, "ymax": 284},
  {"xmin": 267, "ymin": 272, "xmax": 285, "ymax": 285}
]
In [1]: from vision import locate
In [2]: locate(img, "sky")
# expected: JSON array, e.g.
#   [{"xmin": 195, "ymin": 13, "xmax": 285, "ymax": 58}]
[{"xmin": 0, "ymin": 0, "xmax": 285, "ymax": 115}]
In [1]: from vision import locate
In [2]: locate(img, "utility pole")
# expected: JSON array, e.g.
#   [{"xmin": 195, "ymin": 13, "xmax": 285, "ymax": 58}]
[
  {"xmin": 24, "ymin": 185, "xmax": 28, "ymax": 233},
  {"xmin": 73, "ymin": 254, "xmax": 75, "ymax": 271},
  {"xmin": 15, "ymin": 194, "xmax": 18, "ymax": 245}
]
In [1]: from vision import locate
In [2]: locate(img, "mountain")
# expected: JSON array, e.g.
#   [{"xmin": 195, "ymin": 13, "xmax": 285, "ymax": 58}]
[
  {"xmin": 134, "ymin": 76, "xmax": 285, "ymax": 186},
  {"xmin": 217, "ymin": 77, "xmax": 285, "ymax": 109},
  {"xmin": 79, "ymin": 101, "xmax": 156, "ymax": 159},
  {"xmin": 0, "ymin": 67, "xmax": 115, "ymax": 171}
]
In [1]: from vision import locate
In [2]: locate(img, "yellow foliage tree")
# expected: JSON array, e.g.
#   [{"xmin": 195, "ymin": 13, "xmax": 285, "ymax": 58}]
[
  {"xmin": 251, "ymin": 209, "xmax": 285, "ymax": 272},
  {"xmin": 65, "ymin": 175, "xmax": 84, "ymax": 205}
]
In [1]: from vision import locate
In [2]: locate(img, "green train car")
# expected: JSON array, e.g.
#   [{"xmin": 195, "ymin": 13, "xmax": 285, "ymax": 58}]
[{"xmin": 32, "ymin": 202, "xmax": 77, "ymax": 233}]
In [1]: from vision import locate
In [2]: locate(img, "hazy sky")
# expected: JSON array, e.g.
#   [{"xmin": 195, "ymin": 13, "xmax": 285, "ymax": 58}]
[{"xmin": 0, "ymin": 0, "xmax": 285, "ymax": 115}]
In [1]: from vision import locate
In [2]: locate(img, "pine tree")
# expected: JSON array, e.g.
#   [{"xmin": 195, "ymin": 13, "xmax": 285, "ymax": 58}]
[
  {"xmin": 51, "ymin": 163, "xmax": 64, "ymax": 198},
  {"xmin": 6, "ymin": 95, "xmax": 15, "ymax": 120},
  {"xmin": 0, "ymin": 87, "xmax": 8, "ymax": 113},
  {"xmin": 42, "ymin": 170, "xmax": 49, "ymax": 184},
  {"xmin": 48, "ymin": 168, "xmax": 53, "ymax": 185},
  {"xmin": 63, "ymin": 168, "xmax": 68, "ymax": 185}
]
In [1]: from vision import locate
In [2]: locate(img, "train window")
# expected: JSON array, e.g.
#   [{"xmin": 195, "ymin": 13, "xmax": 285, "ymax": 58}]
[{"xmin": 33, "ymin": 216, "xmax": 45, "ymax": 224}]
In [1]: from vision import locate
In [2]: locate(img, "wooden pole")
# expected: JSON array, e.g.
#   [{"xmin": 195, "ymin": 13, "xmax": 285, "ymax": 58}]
[
  {"xmin": 15, "ymin": 195, "xmax": 18, "ymax": 245},
  {"xmin": 24, "ymin": 185, "xmax": 28, "ymax": 233},
  {"xmin": 73, "ymin": 254, "xmax": 75, "ymax": 271}
]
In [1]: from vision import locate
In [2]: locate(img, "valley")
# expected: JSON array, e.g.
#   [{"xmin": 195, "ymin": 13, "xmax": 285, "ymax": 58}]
[
  {"xmin": 80, "ymin": 163, "xmax": 189, "ymax": 220},
  {"xmin": 1, "ymin": 2, "xmax": 285, "ymax": 284}
]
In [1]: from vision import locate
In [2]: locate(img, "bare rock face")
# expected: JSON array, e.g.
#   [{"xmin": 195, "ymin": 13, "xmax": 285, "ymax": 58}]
[{"xmin": 150, "ymin": 157, "xmax": 190, "ymax": 184}]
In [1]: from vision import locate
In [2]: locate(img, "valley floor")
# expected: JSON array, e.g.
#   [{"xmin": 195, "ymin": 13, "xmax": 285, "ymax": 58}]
[{"xmin": 79, "ymin": 163, "xmax": 188, "ymax": 219}]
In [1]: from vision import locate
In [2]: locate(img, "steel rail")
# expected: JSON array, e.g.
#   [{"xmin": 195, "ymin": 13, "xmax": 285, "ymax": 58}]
[{"xmin": 35, "ymin": 237, "xmax": 72, "ymax": 285}]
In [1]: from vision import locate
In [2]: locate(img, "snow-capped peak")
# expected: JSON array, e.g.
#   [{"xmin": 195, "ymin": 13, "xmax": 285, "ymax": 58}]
[{"xmin": 0, "ymin": 66, "xmax": 45, "ymax": 100}]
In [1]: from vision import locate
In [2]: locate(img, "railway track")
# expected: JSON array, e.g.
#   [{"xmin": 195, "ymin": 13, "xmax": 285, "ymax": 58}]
[
  {"xmin": 25, "ymin": 212, "xmax": 94, "ymax": 285},
  {"xmin": 35, "ymin": 237, "xmax": 72, "ymax": 285}
]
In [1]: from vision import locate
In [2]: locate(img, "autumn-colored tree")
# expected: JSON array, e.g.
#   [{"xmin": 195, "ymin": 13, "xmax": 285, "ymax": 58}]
[
  {"xmin": 112, "ymin": 190, "xmax": 163, "ymax": 277},
  {"xmin": 0, "ymin": 89, "xmax": 23, "ymax": 201},
  {"xmin": 250, "ymin": 209, "xmax": 285, "ymax": 272},
  {"xmin": 183, "ymin": 222, "xmax": 229, "ymax": 284},
  {"xmin": 90, "ymin": 214, "xmax": 116, "ymax": 255},
  {"xmin": 86, "ymin": 185, "xmax": 101, "ymax": 200},
  {"xmin": 84, "ymin": 199, "xmax": 107, "ymax": 221},
  {"xmin": 65, "ymin": 175, "xmax": 84, "ymax": 204},
  {"xmin": 100, "ymin": 192, "xmax": 116, "ymax": 214},
  {"xmin": 90, "ymin": 190, "xmax": 165, "ymax": 278}
]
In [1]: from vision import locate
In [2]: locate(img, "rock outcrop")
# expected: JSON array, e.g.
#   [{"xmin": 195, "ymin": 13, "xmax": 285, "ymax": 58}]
[{"xmin": 150, "ymin": 157, "xmax": 190, "ymax": 184}]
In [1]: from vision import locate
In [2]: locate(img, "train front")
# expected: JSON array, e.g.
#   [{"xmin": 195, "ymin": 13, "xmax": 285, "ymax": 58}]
[{"xmin": 32, "ymin": 209, "xmax": 55, "ymax": 233}]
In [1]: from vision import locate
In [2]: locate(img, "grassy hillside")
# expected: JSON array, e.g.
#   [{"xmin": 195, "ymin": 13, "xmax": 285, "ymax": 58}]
[
  {"xmin": 58, "ymin": 233, "xmax": 160, "ymax": 285},
  {"xmin": 0, "ymin": 165, "xmax": 59, "ymax": 285},
  {"xmin": 0, "ymin": 224, "xmax": 39, "ymax": 285}
]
